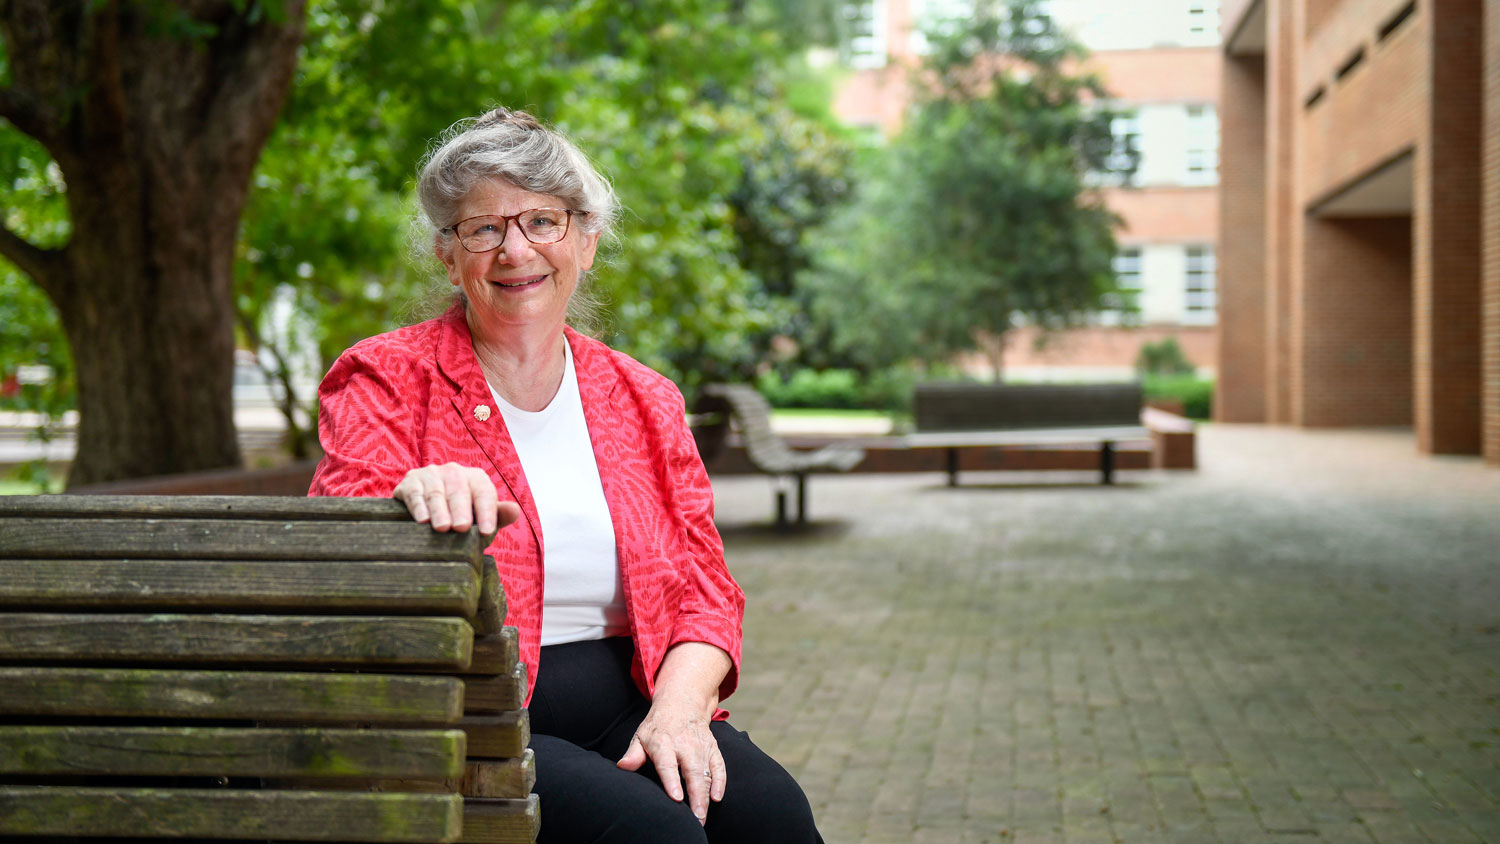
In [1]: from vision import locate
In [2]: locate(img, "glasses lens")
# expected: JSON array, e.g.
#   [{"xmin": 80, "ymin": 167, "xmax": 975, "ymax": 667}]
[
  {"xmin": 518, "ymin": 209, "xmax": 568, "ymax": 244},
  {"xmin": 457, "ymin": 217, "xmax": 504, "ymax": 252}
]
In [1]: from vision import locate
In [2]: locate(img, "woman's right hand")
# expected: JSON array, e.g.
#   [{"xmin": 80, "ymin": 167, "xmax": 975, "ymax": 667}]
[{"xmin": 392, "ymin": 463, "xmax": 521, "ymax": 535}]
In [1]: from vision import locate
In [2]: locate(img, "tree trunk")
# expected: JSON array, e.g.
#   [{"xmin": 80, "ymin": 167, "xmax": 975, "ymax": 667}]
[{"xmin": 0, "ymin": 1, "xmax": 307, "ymax": 487}]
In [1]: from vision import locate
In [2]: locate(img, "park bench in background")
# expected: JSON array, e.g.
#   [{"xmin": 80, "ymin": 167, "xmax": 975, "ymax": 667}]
[
  {"xmin": 0, "ymin": 495, "xmax": 536, "ymax": 844},
  {"xmin": 694, "ymin": 383, "xmax": 865, "ymax": 527},
  {"xmin": 909, "ymin": 381, "xmax": 1151, "ymax": 485}
]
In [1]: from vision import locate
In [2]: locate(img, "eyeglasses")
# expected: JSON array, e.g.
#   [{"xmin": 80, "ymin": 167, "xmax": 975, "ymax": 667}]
[{"xmin": 445, "ymin": 208, "xmax": 586, "ymax": 254}]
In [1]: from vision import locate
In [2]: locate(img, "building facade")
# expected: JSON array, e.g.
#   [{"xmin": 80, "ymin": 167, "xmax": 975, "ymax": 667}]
[
  {"xmin": 832, "ymin": 0, "xmax": 1226, "ymax": 379},
  {"xmin": 1216, "ymin": 0, "xmax": 1499, "ymax": 464}
]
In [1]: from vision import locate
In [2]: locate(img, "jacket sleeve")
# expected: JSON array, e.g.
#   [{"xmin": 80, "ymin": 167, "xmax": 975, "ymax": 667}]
[
  {"xmin": 308, "ymin": 347, "xmax": 422, "ymax": 499},
  {"xmin": 660, "ymin": 386, "xmax": 745, "ymax": 704}
]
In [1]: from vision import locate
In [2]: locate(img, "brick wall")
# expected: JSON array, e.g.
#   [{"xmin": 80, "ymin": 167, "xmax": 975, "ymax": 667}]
[
  {"xmin": 1216, "ymin": 53, "xmax": 1269, "ymax": 422},
  {"xmin": 1300, "ymin": 3, "xmax": 1425, "ymax": 205},
  {"xmin": 1298, "ymin": 217, "xmax": 1413, "ymax": 426},
  {"xmin": 1414, "ymin": 0, "xmax": 1485, "ymax": 454},
  {"xmin": 1085, "ymin": 49, "xmax": 1222, "ymax": 102},
  {"xmin": 1484, "ymin": 0, "xmax": 1500, "ymax": 464},
  {"xmin": 1105, "ymin": 187, "xmax": 1219, "ymax": 243},
  {"xmin": 1264, "ymin": 0, "xmax": 1299, "ymax": 424}
]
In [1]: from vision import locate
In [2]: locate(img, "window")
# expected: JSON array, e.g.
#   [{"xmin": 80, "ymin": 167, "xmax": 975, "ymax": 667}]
[
  {"xmin": 844, "ymin": 1, "xmax": 887, "ymax": 68},
  {"xmin": 1184, "ymin": 246, "xmax": 1217, "ymax": 323},
  {"xmin": 1100, "ymin": 247, "xmax": 1143, "ymax": 324},
  {"xmin": 1184, "ymin": 105, "xmax": 1219, "ymax": 186},
  {"xmin": 1104, "ymin": 111, "xmax": 1141, "ymax": 186},
  {"xmin": 908, "ymin": 0, "xmax": 973, "ymax": 55}
]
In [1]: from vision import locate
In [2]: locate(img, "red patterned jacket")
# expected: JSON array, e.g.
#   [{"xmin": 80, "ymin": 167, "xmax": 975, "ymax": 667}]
[{"xmin": 309, "ymin": 305, "xmax": 743, "ymax": 715}]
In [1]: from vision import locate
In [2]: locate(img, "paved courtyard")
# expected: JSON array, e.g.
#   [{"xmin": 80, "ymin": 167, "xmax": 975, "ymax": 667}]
[{"xmin": 711, "ymin": 425, "xmax": 1500, "ymax": 843}]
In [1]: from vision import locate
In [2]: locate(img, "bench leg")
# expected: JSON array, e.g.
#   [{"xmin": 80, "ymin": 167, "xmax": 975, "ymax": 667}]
[
  {"xmin": 946, "ymin": 447, "xmax": 959, "ymax": 487},
  {"xmin": 1101, "ymin": 440, "xmax": 1115, "ymax": 485},
  {"xmin": 796, "ymin": 474, "xmax": 808, "ymax": 525},
  {"xmin": 775, "ymin": 486, "xmax": 790, "ymax": 528}
]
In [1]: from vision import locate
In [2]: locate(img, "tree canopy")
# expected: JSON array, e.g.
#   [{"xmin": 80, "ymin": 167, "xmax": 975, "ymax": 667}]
[
  {"xmin": 1, "ymin": 0, "xmax": 855, "ymax": 481},
  {"xmin": 802, "ymin": 0, "xmax": 1132, "ymax": 377}
]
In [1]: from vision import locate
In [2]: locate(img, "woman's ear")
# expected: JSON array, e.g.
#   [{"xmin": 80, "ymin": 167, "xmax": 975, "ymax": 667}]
[{"xmin": 435, "ymin": 236, "xmax": 459, "ymax": 282}]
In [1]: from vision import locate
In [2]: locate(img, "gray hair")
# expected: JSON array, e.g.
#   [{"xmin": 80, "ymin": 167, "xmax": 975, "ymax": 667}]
[{"xmin": 411, "ymin": 108, "xmax": 620, "ymax": 330}]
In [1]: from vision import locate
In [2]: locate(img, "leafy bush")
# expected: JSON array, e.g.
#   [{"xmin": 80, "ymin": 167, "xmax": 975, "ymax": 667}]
[
  {"xmin": 754, "ymin": 367, "xmax": 917, "ymax": 412},
  {"xmin": 1143, "ymin": 374, "xmax": 1214, "ymax": 420},
  {"xmin": 1136, "ymin": 337, "xmax": 1196, "ymax": 376}
]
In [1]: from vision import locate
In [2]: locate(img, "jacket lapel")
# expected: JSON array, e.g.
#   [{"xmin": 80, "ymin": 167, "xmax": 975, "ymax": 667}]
[{"xmin": 434, "ymin": 304, "xmax": 543, "ymax": 553}]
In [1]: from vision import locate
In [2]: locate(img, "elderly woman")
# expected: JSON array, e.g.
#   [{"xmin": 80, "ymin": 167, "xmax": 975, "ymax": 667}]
[{"xmin": 310, "ymin": 108, "xmax": 822, "ymax": 843}]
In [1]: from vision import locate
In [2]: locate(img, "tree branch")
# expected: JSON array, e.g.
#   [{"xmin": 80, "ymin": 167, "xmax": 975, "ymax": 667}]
[{"xmin": 0, "ymin": 219, "xmax": 64, "ymax": 295}]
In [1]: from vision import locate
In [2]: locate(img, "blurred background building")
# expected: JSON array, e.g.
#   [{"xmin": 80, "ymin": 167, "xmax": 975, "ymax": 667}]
[
  {"xmin": 1216, "ymin": 0, "xmax": 1499, "ymax": 464},
  {"xmin": 830, "ymin": 0, "xmax": 1225, "ymax": 380}
]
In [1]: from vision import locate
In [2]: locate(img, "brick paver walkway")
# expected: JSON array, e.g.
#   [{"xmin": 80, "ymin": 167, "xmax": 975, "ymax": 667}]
[{"xmin": 712, "ymin": 425, "xmax": 1500, "ymax": 843}]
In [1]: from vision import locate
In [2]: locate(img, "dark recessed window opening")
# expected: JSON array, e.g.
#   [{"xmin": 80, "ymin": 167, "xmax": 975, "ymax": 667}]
[
  {"xmin": 1378, "ymin": 1, "xmax": 1418, "ymax": 42},
  {"xmin": 1335, "ymin": 47, "xmax": 1365, "ymax": 80},
  {"xmin": 1304, "ymin": 86, "xmax": 1326, "ymax": 109}
]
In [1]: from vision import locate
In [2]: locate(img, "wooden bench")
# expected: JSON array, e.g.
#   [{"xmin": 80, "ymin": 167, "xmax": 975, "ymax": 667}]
[
  {"xmin": 0, "ymin": 494, "xmax": 536, "ymax": 844},
  {"xmin": 907, "ymin": 382, "xmax": 1151, "ymax": 486},
  {"xmin": 695, "ymin": 383, "xmax": 864, "ymax": 527}
]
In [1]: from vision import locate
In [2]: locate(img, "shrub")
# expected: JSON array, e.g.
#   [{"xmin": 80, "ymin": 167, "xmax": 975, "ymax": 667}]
[
  {"xmin": 1136, "ymin": 337, "xmax": 1196, "ymax": 376},
  {"xmin": 1143, "ymin": 374, "xmax": 1214, "ymax": 420},
  {"xmin": 754, "ymin": 367, "xmax": 917, "ymax": 412}
]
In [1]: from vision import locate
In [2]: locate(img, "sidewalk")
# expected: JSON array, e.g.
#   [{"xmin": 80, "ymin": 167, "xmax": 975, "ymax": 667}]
[{"xmin": 712, "ymin": 424, "xmax": 1500, "ymax": 843}]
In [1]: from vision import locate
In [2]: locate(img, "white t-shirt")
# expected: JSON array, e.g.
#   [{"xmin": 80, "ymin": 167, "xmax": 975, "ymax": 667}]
[{"xmin": 490, "ymin": 341, "xmax": 627, "ymax": 646}]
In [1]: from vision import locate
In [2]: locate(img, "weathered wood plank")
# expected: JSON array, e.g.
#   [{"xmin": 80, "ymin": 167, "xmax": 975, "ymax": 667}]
[
  {"xmin": 273, "ymin": 752, "xmax": 535, "ymax": 799},
  {"xmin": 457, "ymin": 753, "xmax": 535, "ymax": 798},
  {"xmin": 0, "ymin": 667, "xmax": 462, "ymax": 724},
  {"xmin": 460, "ymin": 795, "xmax": 541, "ymax": 844},
  {"xmin": 0, "ymin": 559, "xmax": 479, "ymax": 615},
  {"xmin": 0, "ymin": 494, "xmax": 413, "ymax": 521},
  {"xmin": 471, "ymin": 560, "xmax": 506, "ymax": 635},
  {"xmin": 0, "ymin": 786, "xmax": 463, "ymax": 842},
  {"xmin": 0, "ymin": 614, "xmax": 472, "ymax": 670},
  {"xmin": 462, "ymin": 712, "xmax": 529, "ymax": 760},
  {"xmin": 0, "ymin": 726, "xmax": 465, "ymax": 778},
  {"xmin": 469, "ymin": 626, "xmax": 521, "ymax": 675},
  {"xmin": 463, "ymin": 664, "xmax": 526, "ymax": 714},
  {"xmin": 0, "ymin": 518, "xmax": 484, "ymax": 566}
]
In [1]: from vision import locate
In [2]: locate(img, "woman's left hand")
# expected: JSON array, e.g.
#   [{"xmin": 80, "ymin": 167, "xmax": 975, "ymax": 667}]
[
  {"xmin": 617, "ymin": 695, "xmax": 725, "ymax": 823},
  {"xmin": 616, "ymin": 642, "xmax": 732, "ymax": 824}
]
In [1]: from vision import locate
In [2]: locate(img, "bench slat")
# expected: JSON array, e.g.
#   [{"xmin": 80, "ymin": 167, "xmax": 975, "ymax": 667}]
[
  {"xmin": 469, "ymin": 626, "xmax": 521, "ymax": 675},
  {"xmin": 0, "ymin": 786, "xmax": 463, "ymax": 842},
  {"xmin": 0, "ymin": 494, "xmax": 416, "ymax": 521},
  {"xmin": 0, "ymin": 559, "xmax": 479, "ymax": 615},
  {"xmin": 461, "ymin": 795, "xmax": 542, "ymax": 844},
  {"xmin": 472, "ymin": 561, "xmax": 506, "ymax": 635},
  {"xmin": 274, "ymin": 753, "xmax": 536, "ymax": 799},
  {"xmin": 462, "ymin": 712, "xmax": 530, "ymax": 760},
  {"xmin": 0, "ymin": 613, "xmax": 473, "ymax": 670},
  {"xmin": 463, "ymin": 663, "xmax": 527, "ymax": 714},
  {"xmin": 0, "ymin": 667, "xmax": 462, "ymax": 724},
  {"xmin": 0, "ymin": 517, "xmax": 485, "ymax": 566},
  {"xmin": 0, "ymin": 726, "xmax": 466, "ymax": 778}
]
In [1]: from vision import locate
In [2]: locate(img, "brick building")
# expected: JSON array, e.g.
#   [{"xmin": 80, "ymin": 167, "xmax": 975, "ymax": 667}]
[
  {"xmin": 1217, "ymin": 0, "xmax": 1500, "ymax": 465},
  {"xmin": 832, "ymin": 0, "xmax": 1225, "ymax": 379}
]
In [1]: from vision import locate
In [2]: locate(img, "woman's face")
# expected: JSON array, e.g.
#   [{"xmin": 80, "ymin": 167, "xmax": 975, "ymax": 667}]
[{"xmin": 438, "ymin": 178, "xmax": 599, "ymax": 340}]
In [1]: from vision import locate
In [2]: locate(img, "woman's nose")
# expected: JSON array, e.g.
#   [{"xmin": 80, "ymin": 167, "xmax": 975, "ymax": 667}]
[{"xmin": 494, "ymin": 220, "xmax": 534, "ymax": 263}]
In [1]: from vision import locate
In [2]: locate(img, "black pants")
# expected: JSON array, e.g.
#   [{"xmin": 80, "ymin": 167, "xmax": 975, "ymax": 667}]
[{"xmin": 528, "ymin": 636, "xmax": 823, "ymax": 844}]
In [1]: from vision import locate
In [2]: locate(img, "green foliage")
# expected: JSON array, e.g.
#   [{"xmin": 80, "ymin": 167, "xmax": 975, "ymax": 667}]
[
  {"xmin": 754, "ymin": 366, "xmax": 916, "ymax": 412},
  {"xmin": 1143, "ymin": 374, "xmax": 1214, "ymax": 420},
  {"xmin": 0, "ymin": 128, "xmax": 74, "ymax": 490},
  {"xmin": 239, "ymin": 0, "xmax": 859, "ymax": 413},
  {"xmin": 801, "ymin": 0, "xmax": 1132, "ymax": 372},
  {"xmin": 2, "ymin": 0, "xmax": 860, "ymax": 460},
  {"xmin": 1135, "ymin": 337, "xmax": 1196, "ymax": 376}
]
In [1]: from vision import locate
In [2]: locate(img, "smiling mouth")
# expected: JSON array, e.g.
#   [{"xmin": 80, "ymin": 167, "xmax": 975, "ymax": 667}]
[{"xmin": 493, "ymin": 274, "xmax": 547, "ymax": 289}]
